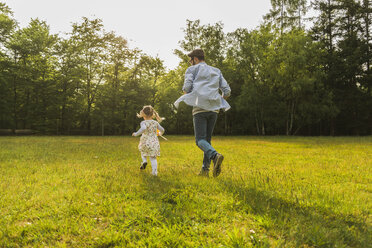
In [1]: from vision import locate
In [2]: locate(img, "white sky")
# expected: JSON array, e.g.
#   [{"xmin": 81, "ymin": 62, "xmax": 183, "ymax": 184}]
[{"xmin": 4, "ymin": 0, "xmax": 272, "ymax": 69}]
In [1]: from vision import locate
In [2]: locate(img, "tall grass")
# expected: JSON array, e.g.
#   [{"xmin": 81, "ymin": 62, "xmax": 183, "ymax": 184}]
[{"xmin": 0, "ymin": 136, "xmax": 371, "ymax": 247}]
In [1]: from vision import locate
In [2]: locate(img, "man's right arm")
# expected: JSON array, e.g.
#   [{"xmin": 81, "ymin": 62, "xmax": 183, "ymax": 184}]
[{"xmin": 182, "ymin": 67, "xmax": 194, "ymax": 93}]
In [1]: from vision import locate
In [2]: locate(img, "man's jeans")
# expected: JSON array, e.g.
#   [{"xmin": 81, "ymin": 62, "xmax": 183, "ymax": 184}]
[{"xmin": 193, "ymin": 112, "xmax": 218, "ymax": 171}]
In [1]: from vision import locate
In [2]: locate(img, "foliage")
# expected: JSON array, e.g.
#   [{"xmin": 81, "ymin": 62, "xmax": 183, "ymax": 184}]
[{"xmin": 0, "ymin": 0, "xmax": 371, "ymax": 135}]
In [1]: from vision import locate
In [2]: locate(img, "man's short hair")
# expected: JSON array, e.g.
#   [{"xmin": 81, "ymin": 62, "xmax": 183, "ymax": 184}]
[{"xmin": 187, "ymin": 49, "xmax": 205, "ymax": 61}]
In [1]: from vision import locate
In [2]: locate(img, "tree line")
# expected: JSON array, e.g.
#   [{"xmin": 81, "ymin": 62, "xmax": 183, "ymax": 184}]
[{"xmin": 0, "ymin": 0, "xmax": 371, "ymax": 136}]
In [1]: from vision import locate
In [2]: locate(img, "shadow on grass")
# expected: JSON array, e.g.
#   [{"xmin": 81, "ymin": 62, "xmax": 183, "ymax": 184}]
[
  {"xmin": 139, "ymin": 172, "xmax": 176, "ymax": 197},
  {"xmin": 219, "ymin": 177, "xmax": 371, "ymax": 248},
  {"xmin": 138, "ymin": 171, "xmax": 213, "ymax": 225},
  {"xmin": 221, "ymin": 135, "xmax": 372, "ymax": 146}
]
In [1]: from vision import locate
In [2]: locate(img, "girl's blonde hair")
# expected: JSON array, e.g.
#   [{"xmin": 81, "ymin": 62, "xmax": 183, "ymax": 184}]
[{"xmin": 137, "ymin": 105, "xmax": 164, "ymax": 123}]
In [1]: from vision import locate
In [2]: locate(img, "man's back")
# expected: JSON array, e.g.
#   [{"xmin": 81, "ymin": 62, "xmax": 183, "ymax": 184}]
[
  {"xmin": 183, "ymin": 62, "xmax": 230, "ymax": 98},
  {"xmin": 177, "ymin": 62, "xmax": 231, "ymax": 111}
]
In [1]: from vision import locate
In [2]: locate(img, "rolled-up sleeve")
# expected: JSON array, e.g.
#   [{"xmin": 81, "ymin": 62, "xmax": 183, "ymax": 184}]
[
  {"xmin": 182, "ymin": 67, "xmax": 195, "ymax": 93},
  {"xmin": 219, "ymin": 72, "xmax": 231, "ymax": 97}
]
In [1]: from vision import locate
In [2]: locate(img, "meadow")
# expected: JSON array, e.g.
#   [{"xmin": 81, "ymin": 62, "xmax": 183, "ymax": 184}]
[{"xmin": 0, "ymin": 136, "xmax": 371, "ymax": 247}]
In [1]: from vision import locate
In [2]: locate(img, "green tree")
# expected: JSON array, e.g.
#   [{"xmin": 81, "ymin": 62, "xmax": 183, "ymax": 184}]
[
  {"xmin": 311, "ymin": 0, "xmax": 341, "ymax": 134},
  {"xmin": 228, "ymin": 25, "xmax": 280, "ymax": 135},
  {"xmin": 55, "ymin": 37, "xmax": 83, "ymax": 134},
  {"xmin": 156, "ymin": 63, "xmax": 192, "ymax": 134},
  {"xmin": 178, "ymin": 19, "xmax": 226, "ymax": 67},
  {"xmin": 275, "ymin": 29, "xmax": 337, "ymax": 134},
  {"xmin": 312, "ymin": 0, "xmax": 371, "ymax": 135},
  {"xmin": 136, "ymin": 55, "xmax": 165, "ymax": 106},
  {"xmin": 360, "ymin": 0, "xmax": 372, "ymax": 134},
  {"xmin": 70, "ymin": 17, "xmax": 111, "ymax": 134},
  {"xmin": 266, "ymin": 0, "xmax": 308, "ymax": 32},
  {"xmin": 93, "ymin": 35, "xmax": 133, "ymax": 135},
  {"xmin": 6, "ymin": 18, "xmax": 58, "ymax": 132},
  {"xmin": 0, "ymin": 2, "xmax": 17, "ymax": 129}
]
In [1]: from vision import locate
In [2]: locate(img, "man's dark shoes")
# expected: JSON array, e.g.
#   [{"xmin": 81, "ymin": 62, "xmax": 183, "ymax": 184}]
[
  {"xmin": 198, "ymin": 169, "xmax": 209, "ymax": 177},
  {"xmin": 212, "ymin": 153, "xmax": 224, "ymax": 177},
  {"xmin": 140, "ymin": 162, "xmax": 147, "ymax": 170}
]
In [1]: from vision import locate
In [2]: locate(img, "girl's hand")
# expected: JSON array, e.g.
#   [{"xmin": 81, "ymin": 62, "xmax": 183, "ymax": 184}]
[{"xmin": 132, "ymin": 132, "xmax": 135, "ymax": 136}]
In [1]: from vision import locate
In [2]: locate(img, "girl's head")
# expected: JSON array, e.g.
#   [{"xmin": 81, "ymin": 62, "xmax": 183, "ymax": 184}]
[{"xmin": 137, "ymin": 105, "xmax": 164, "ymax": 122}]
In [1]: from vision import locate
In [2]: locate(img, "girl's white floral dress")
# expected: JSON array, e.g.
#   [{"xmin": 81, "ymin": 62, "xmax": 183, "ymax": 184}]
[{"xmin": 134, "ymin": 120, "xmax": 164, "ymax": 157}]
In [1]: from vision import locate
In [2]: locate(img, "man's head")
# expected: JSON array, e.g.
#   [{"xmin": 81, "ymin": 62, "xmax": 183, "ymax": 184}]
[{"xmin": 188, "ymin": 49, "xmax": 205, "ymax": 65}]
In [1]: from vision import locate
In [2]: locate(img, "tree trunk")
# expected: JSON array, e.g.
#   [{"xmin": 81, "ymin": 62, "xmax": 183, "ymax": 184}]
[
  {"xmin": 363, "ymin": 0, "xmax": 371, "ymax": 94},
  {"xmin": 286, "ymin": 103, "xmax": 290, "ymax": 135},
  {"xmin": 23, "ymin": 89, "xmax": 30, "ymax": 129},
  {"xmin": 330, "ymin": 118, "xmax": 335, "ymax": 136},
  {"xmin": 42, "ymin": 73, "xmax": 47, "ymax": 132},
  {"xmin": 260, "ymin": 106, "xmax": 265, "ymax": 135},
  {"xmin": 328, "ymin": 0, "xmax": 334, "ymax": 53},
  {"xmin": 87, "ymin": 102, "xmax": 91, "ymax": 134},
  {"xmin": 369, "ymin": 110, "xmax": 372, "ymax": 135},
  {"xmin": 61, "ymin": 103, "xmax": 65, "ymax": 134},
  {"xmin": 122, "ymin": 99, "xmax": 126, "ymax": 135},
  {"xmin": 289, "ymin": 100, "xmax": 295, "ymax": 135},
  {"xmin": 112, "ymin": 65, "xmax": 119, "ymax": 134},
  {"xmin": 12, "ymin": 74, "xmax": 17, "ymax": 133},
  {"xmin": 61, "ymin": 79, "xmax": 67, "ymax": 134},
  {"xmin": 255, "ymin": 112, "xmax": 260, "ymax": 135},
  {"xmin": 87, "ymin": 76, "xmax": 91, "ymax": 134}
]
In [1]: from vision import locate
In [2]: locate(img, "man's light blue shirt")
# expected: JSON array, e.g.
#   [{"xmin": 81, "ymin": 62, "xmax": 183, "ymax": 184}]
[{"xmin": 174, "ymin": 62, "xmax": 231, "ymax": 111}]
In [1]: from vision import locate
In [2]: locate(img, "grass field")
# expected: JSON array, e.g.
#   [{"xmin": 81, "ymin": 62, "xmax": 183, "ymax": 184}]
[{"xmin": 0, "ymin": 136, "xmax": 371, "ymax": 247}]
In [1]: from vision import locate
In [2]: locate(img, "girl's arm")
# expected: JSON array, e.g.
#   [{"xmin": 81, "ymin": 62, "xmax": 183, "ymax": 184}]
[
  {"xmin": 157, "ymin": 123, "xmax": 165, "ymax": 135},
  {"xmin": 132, "ymin": 122, "xmax": 146, "ymax": 136}
]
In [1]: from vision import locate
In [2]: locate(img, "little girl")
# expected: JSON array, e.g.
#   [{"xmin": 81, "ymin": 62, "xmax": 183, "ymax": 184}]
[{"xmin": 132, "ymin": 105, "xmax": 165, "ymax": 176}]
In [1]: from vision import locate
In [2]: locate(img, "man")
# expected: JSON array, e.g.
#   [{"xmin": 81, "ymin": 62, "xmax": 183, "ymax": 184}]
[{"xmin": 174, "ymin": 48, "xmax": 231, "ymax": 177}]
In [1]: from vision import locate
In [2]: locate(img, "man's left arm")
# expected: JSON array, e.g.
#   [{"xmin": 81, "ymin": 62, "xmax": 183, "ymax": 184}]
[
  {"xmin": 182, "ymin": 67, "xmax": 195, "ymax": 94},
  {"xmin": 219, "ymin": 72, "xmax": 231, "ymax": 99}
]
